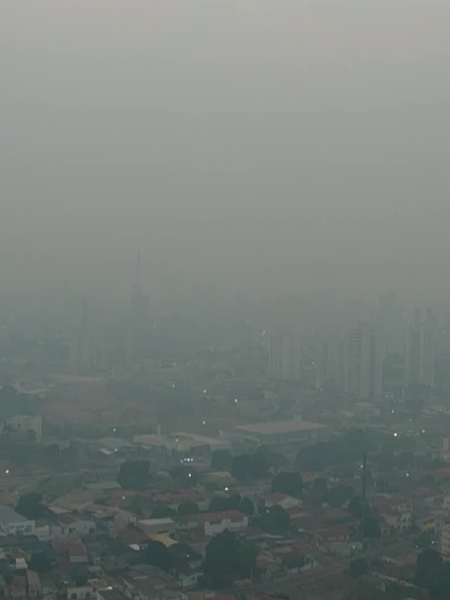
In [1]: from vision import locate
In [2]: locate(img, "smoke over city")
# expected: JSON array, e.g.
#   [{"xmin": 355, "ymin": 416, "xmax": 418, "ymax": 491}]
[{"xmin": 1, "ymin": 3, "xmax": 450, "ymax": 600}]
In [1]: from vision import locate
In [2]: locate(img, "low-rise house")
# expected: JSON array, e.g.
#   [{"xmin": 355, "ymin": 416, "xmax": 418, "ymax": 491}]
[
  {"xmin": 256, "ymin": 552, "xmax": 283, "ymax": 579},
  {"xmin": 53, "ymin": 540, "xmax": 89, "ymax": 565},
  {"xmin": 97, "ymin": 588, "xmax": 129, "ymax": 600},
  {"xmin": 319, "ymin": 525, "xmax": 352, "ymax": 543},
  {"xmin": 58, "ymin": 514, "xmax": 96, "ymax": 538},
  {"xmin": 0, "ymin": 573, "xmax": 27, "ymax": 599},
  {"xmin": 116, "ymin": 526, "xmax": 152, "ymax": 550},
  {"xmin": 9, "ymin": 553, "xmax": 28, "ymax": 571},
  {"xmin": 34, "ymin": 522, "xmax": 63, "ymax": 541},
  {"xmin": 122, "ymin": 564, "xmax": 187, "ymax": 600},
  {"xmin": 113, "ymin": 510, "xmax": 137, "ymax": 530},
  {"xmin": 265, "ymin": 493, "xmax": 302, "ymax": 511},
  {"xmin": 0, "ymin": 505, "xmax": 35, "ymax": 537},
  {"xmin": 27, "ymin": 570, "xmax": 42, "ymax": 598},
  {"xmin": 380, "ymin": 509, "xmax": 412, "ymax": 532},
  {"xmin": 66, "ymin": 585, "xmax": 93, "ymax": 600},
  {"xmin": 178, "ymin": 511, "xmax": 248, "ymax": 537},
  {"xmin": 177, "ymin": 566, "xmax": 203, "ymax": 588},
  {"xmin": 137, "ymin": 518, "xmax": 176, "ymax": 536}
]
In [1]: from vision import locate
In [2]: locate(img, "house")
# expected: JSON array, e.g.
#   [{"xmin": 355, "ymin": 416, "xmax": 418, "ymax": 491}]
[
  {"xmin": 66, "ymin": 586, "xmax": 93, "ymax": 600},
  {"xmin": 53, "ymin": 540, "xmax": 89, "ymax": 564},
  {"xmin": 58, "ymin": 514, "xmax": 96, "ymax": 538},
  {"xmin": 122, "ymin": 565, "xmax": 187, "ymax": 600},
  {"xmin": 137, "ymin": 518, "xmax": 176, "ymax": 536},
  {"xmin": 9, "ymin": 553, "xmax": 28, "ymax": 571},
  {"xmin": 52, "ymin": 491, "xmax": 95, "ymax": 512},
  {"xmin": 380, "ymin": 509, "xmax": 412, "ymax": 532},
  {"xmin": 265, "ymin": 493, "xmax": 302, "ymax": 511},
  {"xmin": 34, "ymin": 522, "xmax": 63, "ymax": 541},
  {"xmin": 0, "ymin": 505, "xmax": 35, "ymax": 537},
  {"xmin": 0, "ymin": 573, "xmax": 27, "ymax": 599},
  {"xmin": 27, "ymin": 570, "xmax": 42, "ymax": 598},
  {"xmin": 319, "ymin": 525, "xmax": 352, "ymax": 543},
  {"xmin": 97, "ymin": 588, "xmax": 129, "ymax": 600},
  {"xmin": 116, "ymin": 526, "xmax": 151, "ymax": 550},
  {"xmin": 177, "ymin": 566, "xmax": 203, "ymax": 588},
  {"xmin": 256, "ymin": 552, "xmax": 283, "ymax": 579},
  {"xmin": 113, "ymin": 510, "xmax": 137, "ymax": 530},
  {"xmin": 179, "ymin": 511, "xmax": 248, "ymax": 537},
  {"xmin": 274, "ymin": 545, "xmax": 319, "ymax": 576}
]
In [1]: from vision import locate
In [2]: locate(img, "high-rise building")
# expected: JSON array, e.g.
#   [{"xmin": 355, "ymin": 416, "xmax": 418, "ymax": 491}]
[
  {"xmin": 320, "ymin": 335, "xmax": 345, "ymax": 391},
  {"xmin": 345, "ymin": 322, "xmax": 383, "ymax": 401},
  {"xmin": 404, "ymin": 307, "xmax": 436, "ymax": 387},
  {"xmin": 268, "ymin": 330, "xmax": 302, "ymax": 381},
  {"xmin": 441, "ymin": 524, "xmax": 450, "ymax": 561},
  {"xmin": 129, "ymin": 253, "xmax": 150, "ymax": 359},
  {"xmin": 71, "ymin": 297, "xmax": 104, "ymax": 374},
  {"xmin": 375, "ymin": 292, "xmax": 403, "ymax": 355}
]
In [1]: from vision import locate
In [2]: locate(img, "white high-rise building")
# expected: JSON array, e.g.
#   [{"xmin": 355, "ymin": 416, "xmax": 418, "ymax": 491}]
[
  {"xmin": 441, "ymin": 524, "xmax": 450, "ymax": 561},
  {"xmin": 375, "ymin": 292, "xmax": 403, "ymax": 355},
  {"xmin": 404, "ymin": 308, "xmax": 436, "ymax": 387},
  {"xmin": 70, "ymin": 298, "xmax": 104, "ymax": 374},
  {"xmin": 268, "ymin": 331, "xmax": 302, "ymax": 381},
  {"xmin": 345, "ymin": 322, "xmax": 383, "ymax": 401},
  {"xmin": 320, "ymin": 335, "xmax": 345, "ymax": 390}
]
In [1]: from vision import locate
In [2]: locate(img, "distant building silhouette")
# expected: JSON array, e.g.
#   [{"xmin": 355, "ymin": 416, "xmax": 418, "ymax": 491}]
[
  {"xmin": 70, "ymin": 297, "xmax": 104, "ymax": 374},
  {"xmin": 345, "ymin": 322, "xmax": 383, "ymax": 401},
  {"xmin": 268, "ymin": 330, "xmax": 302, "ymax": 381},
  {"xmin": 404, "ymin": 307, "xmax": 436, "ymax": 387},
  {"xmin": 128, "ymin": 252, "xmax": 150, "ymax": 359}
]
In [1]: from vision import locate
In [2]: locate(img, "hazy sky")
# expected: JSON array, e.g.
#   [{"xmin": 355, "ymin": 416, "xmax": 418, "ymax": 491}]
[{"xmin": 2, "ymin": 1, "xmax": 450, "ymax": 311}]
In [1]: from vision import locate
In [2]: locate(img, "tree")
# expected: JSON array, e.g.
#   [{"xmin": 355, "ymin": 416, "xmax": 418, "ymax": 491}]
[
  {"xmin": 145, "ymin": 541, "xmax": 174, "ymax": 572},
  {"xmin": 312, "ymin": 477, "xmax": 328, "ymax": 498},
  {"xmin": 431, "ymin": 561, "xmax": 450, "ymax": 600},
  {"xmin": 204, "ymin": 530, "xmax": 257, "ymax": 588},
  {"xmin": 117, "ymin": 460, "xmax": 151, "ymax": 491},
  {"xmin": 178, "ymin": 501, "xmax": 200, "ymax": 516},
  {"xmin": 127, "ymin": 496, "xmax": 143, "ymax": 516},
  {"xmin": 169, "ymin": 465, "xmax": 198, "ymax": 487},
  {"xmin": 231, "ymin": 453, "xmax": 269, "ymax": 481},
  {"xmin": 211, "ymin": 450, "xmax": 232, "ymax": 470},
  {"xmin": 415, "ymin": 532, "xmax": 434, "ymax": 550},
  {"xmin": 327, "ymin": 485, "xmax": 354, "ymax": 508},
  {"xmin": 363, "ymin": 515, "xmax": 381, "ymax": 539},
  {"xmin": 348, "ymin": 496, "xmax": 368, "ymax": 519},
  {"xmin": 349, "ymin": 558, "xmax": 369, "ymax": 578},
  {"xmin": 169, "ymin": 543, "xmax": 201, "ymax": 568},
  {"xmin": 415, "ymin": 549, "xmax": 443, "ymax": 590},
  {"xmin": 61, "ymin": 446, "xmax": 79, "ymax": 461},
  {"xmin": 272, "ymin": 471, "xmax": 303, "ymax": 498},
  {"xmin": 259, "ymin": 505, "xmax": 290, "ymax": 533},
  {"xmin": 72, "ymin": 566, "xmax": 90, "ymax": 586},
  {"xmin": 16, "ymin": 493, "xmax": 46, "ymax": 520},
  {"xmin": 28, "ymin": 552, "xmax": 53, "ymax": 574},
  {"xmin": 151, "ymin": 504, "xmax": 175, "ymax": 518},
  {"xmin": 239, "ymin": 497, "xmax": 255, "ymax": 516},
  {"xmin": 209, "ymin": 494, "xmax": 241, "ymax": 512}
]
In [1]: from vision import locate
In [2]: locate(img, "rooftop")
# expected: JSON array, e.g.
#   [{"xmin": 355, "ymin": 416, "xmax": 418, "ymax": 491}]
[
  {"xmin": 184, "ymin": 510, "xmax": 246, "ymax": 524},
  {"xmin": 138, "ymin": 518, "xmax": 174, "ymax": 527},
  {"xmin": 235, "ymin": 419, "xmax": 327, "ymax": 435},
  {"xmin": 0, "ymin": 505, "xmax": 31, "ymax": 524}
]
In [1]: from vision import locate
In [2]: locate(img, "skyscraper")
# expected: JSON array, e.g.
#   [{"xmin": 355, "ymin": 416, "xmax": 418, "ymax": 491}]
[
  {"xmin": 71, "ymin": 297, "xmax": 103, "ymax": 374},
  {"xmin": 345, "ymin": 322, "xmax": 383, "ymax": 401},
  {"xmin": 320, "ymin": 335, "xmax": 346, "ymax": 391},
  {"xmin": 375, "ymin": 292, "xmax": 403, "ymax": 355},
  {"xmin": 129, "ymin": 253, "xmax": 150, "ymax": 359},
  {"xmin": 404, "ymin": 307, "xmax": 436, "ymax": 387},
  {"xmin": 268, "ymin": 330, "xmax": 302, "ymax": 381}
]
